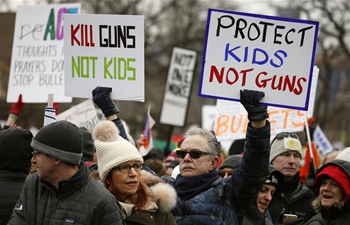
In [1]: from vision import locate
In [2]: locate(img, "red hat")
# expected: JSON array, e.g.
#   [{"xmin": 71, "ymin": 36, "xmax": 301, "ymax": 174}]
[{"xmin": 314, "ymin": 165, "xmax": 350, "ymax": 204}]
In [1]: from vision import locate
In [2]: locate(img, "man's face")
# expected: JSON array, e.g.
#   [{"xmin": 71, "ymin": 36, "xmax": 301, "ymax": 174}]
[
  {"xmin": 272, "ymin": 151, "xmax": 301, "ymax": 181},
  {"xmin": 178, "ymin": 134, "xmax": 216, "ymax": 177},
  {"xmin": 31, "ymin": 150, "xmax": 56, "ymax": 182}
]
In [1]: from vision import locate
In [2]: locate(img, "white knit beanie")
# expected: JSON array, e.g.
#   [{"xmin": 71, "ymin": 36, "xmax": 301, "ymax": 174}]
[
  {"xmin": 335, "ymin": 147, "xmax": 350, "ymax": 162},
  {"xmin": 270, "ymin": 136, "xmax": 302, "ymax": 163},
  {"xmin": 93, "ymin": 120, "xmax": 143, "ymax": 182}
]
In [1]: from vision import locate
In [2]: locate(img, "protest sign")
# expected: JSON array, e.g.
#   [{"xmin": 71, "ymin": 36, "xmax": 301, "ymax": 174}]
[
  {"xmin": 313, "ymin": 125, "xmax": 333, "ymax": 156},
  {"xmin": 56, "ymin": 99, "xmax": 98, "ymax": 132},
  {"xmin": 202, "ymin": 105, "xmax": 216, "ymax": 131},
  {"xmin": 199, "ymin": 9, "xmax": 319, "ymax": 110},
  {"xmin": 7, "ymin": 3, "xmax": 80, "ymax": 103},
  {"xmin": 63, "ymin": 14, "xmax": 144, "ymax": 101},
  {"xmin": 160, "ymin": 47, "xmax": 197, "ymax": 126},
  {"xmin": 214, "ymin": 66, "xmax": 319, "ymax": 141}
]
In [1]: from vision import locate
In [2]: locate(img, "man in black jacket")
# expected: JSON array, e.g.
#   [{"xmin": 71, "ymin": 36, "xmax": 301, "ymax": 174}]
[
  {"xmin": 0, "ymin": 128, "xmax": 33, "ymax": 225},
  {"xmin": 268, "ymin": 132, "xmax": 316, "ymax": 224},
  {"xmin": 8, "ymin": 121, "xmax": 124, "ymax": 225}
]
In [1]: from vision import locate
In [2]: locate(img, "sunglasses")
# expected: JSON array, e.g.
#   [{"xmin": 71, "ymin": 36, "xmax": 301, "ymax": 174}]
[
  {"xmin": 217, "ymin": 169, "xmax": 234, "ymax": 178},
  {"xmin": 271, "ymin": 132, "xmax": 300, "ymax": 146},
  {"xmin": 176, "ymin": 150, "xmax": 213, "ymax": 159}
]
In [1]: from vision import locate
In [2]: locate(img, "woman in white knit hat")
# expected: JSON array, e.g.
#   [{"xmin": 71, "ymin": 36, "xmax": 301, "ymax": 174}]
[{"xmin": 93, "ymin": 120, "xmax": 177, "ymax": 225}]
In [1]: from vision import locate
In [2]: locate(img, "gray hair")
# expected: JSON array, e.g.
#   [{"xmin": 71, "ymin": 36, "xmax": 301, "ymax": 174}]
[{"xmin": 183, "ymin": 128, "xmax": 221, "ymax": 158}]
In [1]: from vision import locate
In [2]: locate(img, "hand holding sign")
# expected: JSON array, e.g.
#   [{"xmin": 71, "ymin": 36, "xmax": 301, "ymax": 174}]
[
  {"xmin": 92, "ymin": 87, "xmax": 119, "ymax": 117},
  {"xmin": 240, "ymin": 90, "xmax": 268, "ymax": 122}
]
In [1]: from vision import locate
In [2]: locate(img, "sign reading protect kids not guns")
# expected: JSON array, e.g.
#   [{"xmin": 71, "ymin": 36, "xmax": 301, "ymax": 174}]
[
  {"xmin": 199, "ymin": 9, "xmax": 319, "ymax": 110},
  {"xmin": 63, "ymin": 14, "xmax": 144, "ymax": 101},
  {"xmin": 7, "ymin": 3, "xmax": 81, "ymax": 103}
]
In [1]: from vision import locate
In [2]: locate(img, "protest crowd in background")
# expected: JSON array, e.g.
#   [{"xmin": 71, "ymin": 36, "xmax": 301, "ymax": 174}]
[{"xmin": 1, "ymin": 3, "xmax": 350, "ymax": 225}]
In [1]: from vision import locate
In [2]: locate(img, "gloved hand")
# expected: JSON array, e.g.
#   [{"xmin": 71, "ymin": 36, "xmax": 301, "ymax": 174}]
[
  {"xmin": 10, "ymin": 94, "xmax": 25, "ymax": 116},
  {"xmin": 92, "ymin": 87, "xmax": 119, "ymax": 117},
  {"xmin": 240, "ymin": 90, "xmax": 268, "ymax": 121},
  {"xmin": 304, "ymin": 117, "xmax": 316, "ymax": 141}
]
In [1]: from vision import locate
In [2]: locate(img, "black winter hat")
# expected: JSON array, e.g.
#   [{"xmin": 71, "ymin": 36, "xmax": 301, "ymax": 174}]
[
  {"xmin": 265, "ymin": 165, "xmax": 284, "ymax": 194},
  {"xmin": 31, "ymin": 121, "xmax": 83, "ymax": 165},
  {"xmin": 0, "ymin": 128, "xmax": 33, "ymax": 174},
  {"xmin": 219, "ymin": 154, "xmax": 243, "ymax": 170},
  {"xmin": 79, "ymin": 127, "xmax": 95, "ymax": 162}
]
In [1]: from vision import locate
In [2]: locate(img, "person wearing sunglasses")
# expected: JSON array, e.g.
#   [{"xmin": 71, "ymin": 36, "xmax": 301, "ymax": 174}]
[
  {"xmin": 268, "ymin": 132, "xmax": 316, "ymax": 224},
  {"xmin": 93, "ymin": 120, "xmax": 177, "ymax": 225},
  {"xmin": 217, "ymin": 154, "xmax": 243, "ymax": 178},
  {"xmin": 166, "ymin": 90, "xmax": 271, "ymax": 225}
]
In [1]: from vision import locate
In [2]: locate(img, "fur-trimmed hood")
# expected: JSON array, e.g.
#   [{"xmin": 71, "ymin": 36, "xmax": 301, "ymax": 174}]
[
  {"xmin": 134, "ymin": 170, "xmax": 177, "ymax": 213},
  {"xmin": 90, "ymin": 169, "xmax": 177, "ymax": 214}
]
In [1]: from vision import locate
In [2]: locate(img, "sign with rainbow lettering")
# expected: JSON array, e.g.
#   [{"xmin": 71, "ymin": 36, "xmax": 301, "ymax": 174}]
[{"xmin": 7, "ymin": 3, "xmax": 81, "ymax": 103}]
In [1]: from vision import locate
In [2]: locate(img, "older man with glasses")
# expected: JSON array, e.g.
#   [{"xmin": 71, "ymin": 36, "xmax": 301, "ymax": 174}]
[
  {"xmin": 267, "ymin": 132, "xmax": 316, "ymax": 224},
  {"xmin": 163, "ymin": 90, "xmax": 271, "ymax": 225}
]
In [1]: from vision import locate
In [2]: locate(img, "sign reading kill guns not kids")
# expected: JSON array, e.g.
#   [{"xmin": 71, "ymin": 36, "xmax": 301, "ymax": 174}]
[
  {"xmin": 63, "ymin": 14, "xmax": 144, "ymax": 101},
  {"xmin": 199, "ymin": 9, "xmax": 319, "ymax": 110},
  {"xmin": 7, "ymin": 3, "xmax": 81, "ymax": 103}
]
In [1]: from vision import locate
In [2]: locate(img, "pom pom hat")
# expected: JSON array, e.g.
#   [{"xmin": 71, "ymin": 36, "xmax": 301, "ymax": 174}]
[{"xmin": 93, "ymin": 120, "xmax": 143, "ymax": 182}]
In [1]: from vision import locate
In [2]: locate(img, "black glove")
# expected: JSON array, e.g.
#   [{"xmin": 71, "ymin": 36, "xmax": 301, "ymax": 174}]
[
  {"xmin": 92, "ymin": 87, "xmax": 119, "ymax": 117},
  {"xmin": 240, "ymin": 90, "xmax": 268, "ymax": 121}
]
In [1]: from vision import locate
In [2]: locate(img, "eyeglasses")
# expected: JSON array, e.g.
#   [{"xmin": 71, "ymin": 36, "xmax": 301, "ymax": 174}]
[
  {"xmin": 31, "ymin": 151, "xmax": 41, "ymax": 158},
  {"xmin": 176, "ymin": 150, "xmax": 213, "ymax": 159},
  {"xmin": 270, "ymin": 132, "xmax": 300, "ymax": 146},
  {"xmin": 217, "ymin": 169, "xmax": 234, "ymax": 178},
  {"xmin": 116, "ymin": 163, "xmax": 144, "ymax": 173}
]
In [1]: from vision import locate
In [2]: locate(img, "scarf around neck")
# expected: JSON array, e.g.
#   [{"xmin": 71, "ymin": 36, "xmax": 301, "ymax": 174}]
[{"xmin": 174, "ymin": 169, "xmax": 220, "ymax": 201}]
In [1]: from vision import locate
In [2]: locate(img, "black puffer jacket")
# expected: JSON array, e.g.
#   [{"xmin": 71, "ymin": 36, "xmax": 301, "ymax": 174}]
[
  {"xmin": 8, "ymin": 163, "xmax": 124, "ymax": 225},
  {"xmin": 304, "ymin": 159, "xmax": 350, "ymax": 225},
  {"xmin": 0, "ymin": 171, "xmax": 26, "ymax": 225}
]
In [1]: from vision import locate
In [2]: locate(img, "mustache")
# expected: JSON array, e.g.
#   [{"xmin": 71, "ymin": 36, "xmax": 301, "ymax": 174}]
[{"xmin": 181, "ymin": 163, "xmax": 196, "ymax": 170}]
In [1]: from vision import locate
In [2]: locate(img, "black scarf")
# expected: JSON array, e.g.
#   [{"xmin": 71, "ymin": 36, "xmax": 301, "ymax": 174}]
[
  {"xmin": 283, "ymin": 172, "xmax": 300, "ymax": 202},
  {"xmin": 174, "ymin": 170, "xmax": 220, "ymax": 201}
]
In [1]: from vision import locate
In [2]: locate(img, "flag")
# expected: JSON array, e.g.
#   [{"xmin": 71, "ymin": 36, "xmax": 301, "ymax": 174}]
[
  {"xmin": 139, "ymin": 106, "xmax": 156, "ymax": 157},
  {"xmin": 43, "ymin": 106, "xmax": 56, "ymax": 127}
]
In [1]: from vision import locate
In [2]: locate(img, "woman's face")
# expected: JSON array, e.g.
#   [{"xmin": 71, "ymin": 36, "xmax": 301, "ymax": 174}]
[
  {"xmin": 256, "ymin": 184, "xmax": 276, "ymax": 213},
  {"xmin": 319, "ymin": 178, "xmax": 344, "ymax": 209},
  {"xmin": 108, "ymin": 161, "xmax": 142, "ymax": 201}
]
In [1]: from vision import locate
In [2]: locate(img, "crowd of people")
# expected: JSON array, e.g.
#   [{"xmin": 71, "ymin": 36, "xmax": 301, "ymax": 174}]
[{"xmin": 1, "ymin": 88, "xmax": 350, "ymax": 225}]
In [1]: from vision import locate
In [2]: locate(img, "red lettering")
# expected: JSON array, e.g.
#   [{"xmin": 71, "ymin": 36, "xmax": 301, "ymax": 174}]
[
  {"xmin": 294, "ymin": 77, "xmax": 307, "ymax": 95},
  {"xmin": 209, "ymin": 65, "xmax": 224, "ymax": 83},
  {"xmin": 71, "ymin": 24, "xmax": 80, "ymax": 46}
]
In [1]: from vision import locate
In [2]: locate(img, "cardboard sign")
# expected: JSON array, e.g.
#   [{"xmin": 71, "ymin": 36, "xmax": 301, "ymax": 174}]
[
  {"xmin": 56, "ymin": 99, "xmax": 98, "ymax": 132},
  {"xmin": 7, "ymin": 3, "xmax": 80, "ymax": 103},
  {"xmin": 160, "ymin": 47, "xmax": 197, "ymax": 126},
  {"xmin": 63, "ymin": 14, "xmax": 144, "ymax": 101},
  {"xmin": 199, "ymin": 9, "xmax": 319, "ymax": 110}
]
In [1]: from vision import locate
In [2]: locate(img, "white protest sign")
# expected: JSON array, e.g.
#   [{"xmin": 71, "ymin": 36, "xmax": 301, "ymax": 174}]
[
  {"xmin": 63, "ymin": 14, "xmax": 144, "ymax": 101},
  {"xmin": 214, "ymin": 66, "xmax": 319, "ymax": 141},
  {"xmin": 7, "ymin": 3, "xmax": 80, "ymax": 103},
  {"xmin": 56, "ymin": 99, "xmax": 99, "ymax": 132},
  {"xmin": 202, "ymin": 105, "xmax": 216, "ymax": 131},
  {"xmin": 313, "ymin": 125, "xmax": 333, "ymax": 156},
  {"xmin": 199, "ymin": 9, "xmax": 319, "ymax": 110},
  {"xmin": 160, "ymin": 47, "xmax": 197, "ymax": 126}
]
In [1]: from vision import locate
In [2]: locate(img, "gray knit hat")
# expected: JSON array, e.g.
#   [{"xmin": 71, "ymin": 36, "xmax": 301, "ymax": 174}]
[
  {"xmin": 31, "ymin": 121, "xmax": 83, "ymax": 165},
  {"xmin": 93, "ymin": 120, "xmax": 143, "ymax": 182},
  {"xmin": 79, "ymin": 127, "xmax": 95, "ymax": 162},
  {"xmin": 270, "ymin": 135, "xmax": 302, "ymax": 163}
]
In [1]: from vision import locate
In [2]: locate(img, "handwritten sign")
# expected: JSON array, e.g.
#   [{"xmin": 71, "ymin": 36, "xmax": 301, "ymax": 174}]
[
  {"xmin": 56, "ymin": 99, "xmax": 98, "ymax": 132},
  {"xmin": 314, "ymin": 126, "xmax": 333, "ymax": 155},
  {"xmin": 214, "ymin": 66, "xmax": 319, "ymax": 141},
  {"xmin": 7, "ymin": 3, "xmax": 80, "ymax": 103},
  {"xmin": 63, "ymin": 14, "xmax": 144, "ymax": 101},
  {"xmin": 199, "ymin": 9, "xmax": 319, "ymax": 110},
  {"xmin": 160, "ymin": 47, "xmax": 197, "ymax": 126}
]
